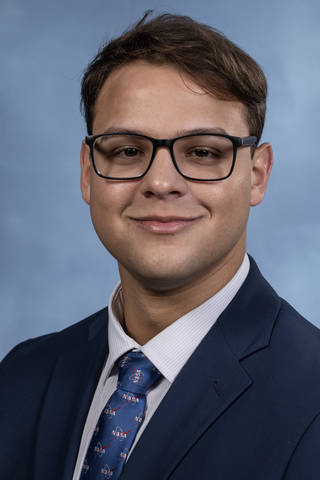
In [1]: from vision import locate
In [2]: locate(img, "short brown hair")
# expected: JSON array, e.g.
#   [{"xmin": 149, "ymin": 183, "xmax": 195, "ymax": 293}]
[{"xmin": 81, "ymin": 11, "xmax": 267, "ymax": 142}]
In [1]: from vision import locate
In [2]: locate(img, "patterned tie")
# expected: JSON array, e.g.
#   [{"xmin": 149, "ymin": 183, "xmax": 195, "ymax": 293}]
[{"xmin": 79, "ymin": 351, "xmax": 162, "ymax": 479}]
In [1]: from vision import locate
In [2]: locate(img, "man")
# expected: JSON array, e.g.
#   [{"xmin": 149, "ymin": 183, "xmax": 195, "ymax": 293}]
[{"xmin": 1, "ymin": 11, "xmax": 320, "ymax": 480}]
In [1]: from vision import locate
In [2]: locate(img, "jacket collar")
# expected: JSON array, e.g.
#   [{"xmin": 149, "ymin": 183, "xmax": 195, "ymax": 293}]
[{"xmin": 217, "ymin": 254, "xmax": 281, "ymax": 360}]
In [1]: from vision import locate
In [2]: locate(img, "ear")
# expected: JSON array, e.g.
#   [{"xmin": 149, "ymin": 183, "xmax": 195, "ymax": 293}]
[
  {"xmin": 80, "ymin": 140, "xmax": 91, "ymax": 205},
  {"xmin": 250, "ymin": 142, "xmax": 273, "ymax": 206}
]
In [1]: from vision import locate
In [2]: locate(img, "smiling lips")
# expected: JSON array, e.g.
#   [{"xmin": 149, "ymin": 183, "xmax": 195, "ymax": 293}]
[{"xmin": 131, "ymin": 216, "xmax": 200, "ymax": 234}]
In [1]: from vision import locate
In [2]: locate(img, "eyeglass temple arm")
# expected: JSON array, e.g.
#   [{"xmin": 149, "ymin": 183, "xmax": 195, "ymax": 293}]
[{"xmin": 240, "ymin": 136, "xmax": 257, "ymax": 146}]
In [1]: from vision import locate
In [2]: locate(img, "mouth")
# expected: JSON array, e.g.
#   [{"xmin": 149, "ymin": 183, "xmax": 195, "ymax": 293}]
[{"xmin": 130, "ymin": 216, "xmax": 201, "ymax": 234}]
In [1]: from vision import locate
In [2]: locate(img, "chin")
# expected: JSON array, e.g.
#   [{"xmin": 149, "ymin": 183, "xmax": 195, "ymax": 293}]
[{"xmin": 126, "ymin": 256, "xmax": 207, "ymax": 292}]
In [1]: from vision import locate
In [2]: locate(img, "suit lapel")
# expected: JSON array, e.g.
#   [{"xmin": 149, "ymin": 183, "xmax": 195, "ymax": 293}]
[
  {"xmin": 121, "ymin": 256, "xmax": 281, "ymax": 480},
  {"xmin": 32, "ymin": 309, "xmax": 109, "ymax": 480}
]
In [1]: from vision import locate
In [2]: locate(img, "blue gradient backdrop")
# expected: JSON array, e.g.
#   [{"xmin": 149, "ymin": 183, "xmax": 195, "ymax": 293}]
[{"xmin": 1, "ymin": 0, "xmax": 320, "ymax": 359}]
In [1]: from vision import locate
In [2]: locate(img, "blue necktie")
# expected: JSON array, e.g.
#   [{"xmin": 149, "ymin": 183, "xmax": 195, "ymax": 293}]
[{"xmin": 79, "ymin": 351, "xmax": 162, "ymax": 479}]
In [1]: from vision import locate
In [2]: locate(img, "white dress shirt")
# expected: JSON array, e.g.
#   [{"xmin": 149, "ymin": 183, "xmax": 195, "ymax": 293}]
[{"xmin": 72, "ymin": 253, "xmax": 250, "ymax": 480}]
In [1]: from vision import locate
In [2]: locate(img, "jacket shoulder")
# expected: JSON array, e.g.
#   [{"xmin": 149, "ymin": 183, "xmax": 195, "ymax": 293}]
[
  {"xmin": 0, "ymin": 306, "xmax": 108, "ymax": 369},
  {"xmin": 0, "ymin": 307, "xmax": 108, "ymax": 478},
  {"xmin": 276, "ymin": 298, "xmax": 320, "ymax": 355},
  {"xmin": 263, "ymin": 297, "xmax": 320, "ymax": 411}
]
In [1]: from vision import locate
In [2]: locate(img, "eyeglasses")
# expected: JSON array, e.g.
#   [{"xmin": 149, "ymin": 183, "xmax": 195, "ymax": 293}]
[{"xmin": 85, "ymin": 132, "xmax": 257, "ymax": 181}]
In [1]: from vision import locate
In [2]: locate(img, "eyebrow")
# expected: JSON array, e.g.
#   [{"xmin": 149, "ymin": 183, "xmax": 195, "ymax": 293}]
[{"xmin": 100, "ymin": 126, "xmax": 229, "ymax": 136}]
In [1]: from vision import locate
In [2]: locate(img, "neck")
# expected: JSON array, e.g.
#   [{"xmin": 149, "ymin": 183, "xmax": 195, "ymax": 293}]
[{"xmin": 118, "ymin": 243, "xmax": 246, "ymax": 345}]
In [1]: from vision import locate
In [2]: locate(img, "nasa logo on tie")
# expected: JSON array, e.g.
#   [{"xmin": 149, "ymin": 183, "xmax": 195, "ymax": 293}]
[
  {"xmin": 100, "ymin": 463, "xmax": 113, "ymax": 479},
  {"xmin": 129, "ymin": 368, "xmax": 144, "ymax": 385},
  {"xmin": 104, "ymin": 404, "xmax": 117, "ymax": 418}
]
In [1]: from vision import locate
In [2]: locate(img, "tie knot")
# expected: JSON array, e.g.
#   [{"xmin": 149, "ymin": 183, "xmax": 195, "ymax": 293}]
[{"xmin": 117, "ymin": 351, "xmax": 162, "ymax": 395}]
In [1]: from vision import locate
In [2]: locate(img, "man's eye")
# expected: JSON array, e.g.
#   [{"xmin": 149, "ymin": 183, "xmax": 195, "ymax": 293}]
[
  {"xmin": 190, "ymin": 148, "xmax": 219, "ymax": 158},
  {"xmin": 194, "ymin": 149, "xmax": 210, "ymax": 157},
  {"xmin": 121, "ymin": 147, "xmax": 140, "ymax": 156}
]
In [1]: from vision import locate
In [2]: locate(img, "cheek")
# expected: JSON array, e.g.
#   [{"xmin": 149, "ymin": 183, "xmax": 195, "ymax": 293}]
[
  {"xmin": 91, "ymin": 178, "xmax": 133, "ymax": 213},
  {"xmin": 89, "ymin": 181, "xmax": 131, "ymax": 241},
  {"xmin": 197, "ymin": 174, "xmax": 251, "ymax": 232},
  {"xmin": 199, "ymin": 175, "xmax": 250, "ymax": 209},
  {"xmin": 224, "ymin": 179, "xmax": 251, "ymax": 238}
]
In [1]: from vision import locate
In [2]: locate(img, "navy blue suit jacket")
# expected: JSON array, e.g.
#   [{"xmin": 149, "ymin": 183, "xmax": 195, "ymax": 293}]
[{"xmin": 1, "ymin": 256, "xmax": 320, "ymax": 479}]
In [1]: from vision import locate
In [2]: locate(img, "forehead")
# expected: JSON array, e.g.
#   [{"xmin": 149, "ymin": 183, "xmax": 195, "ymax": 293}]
[{"xmin": 93, "ymin": 61, "xmax": 249, "ymax": 137}]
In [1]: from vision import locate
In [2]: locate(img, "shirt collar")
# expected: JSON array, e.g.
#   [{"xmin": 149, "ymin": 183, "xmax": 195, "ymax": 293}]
[{"xmin": 107, "ymin": 253, "xmax": 250, "ymax": 383}]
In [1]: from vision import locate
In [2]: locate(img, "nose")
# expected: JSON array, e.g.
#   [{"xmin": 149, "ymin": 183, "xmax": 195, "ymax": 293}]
[{"xmin": 139, "ymin": 146, "xmax": 188, "ymax": 198}]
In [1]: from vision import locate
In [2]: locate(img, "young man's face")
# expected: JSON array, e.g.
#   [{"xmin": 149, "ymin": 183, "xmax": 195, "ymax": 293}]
[{"xmin": 81, "ymin": 61, "xmax": 272, "ymax": 291}]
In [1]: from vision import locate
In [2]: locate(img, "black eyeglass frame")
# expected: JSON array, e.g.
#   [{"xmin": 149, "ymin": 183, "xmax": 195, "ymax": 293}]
[{"xmin": 85, "ymin": 132, "xmax": 257, "ymax": 181}]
